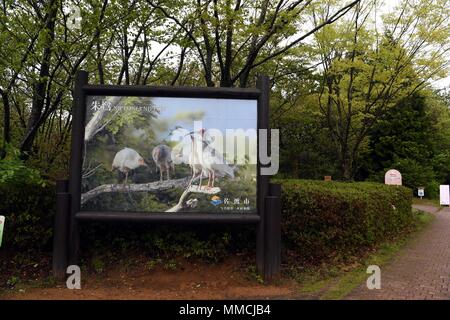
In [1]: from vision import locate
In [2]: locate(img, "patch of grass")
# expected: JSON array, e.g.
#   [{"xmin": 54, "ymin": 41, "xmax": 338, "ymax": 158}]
[
  {"xmin": 92, "ymin": 256, "xmax": 105, "ymax": 274},
  {"xmin": 300, "ymin": 278, "xmax": 333, "ymax": 294},
  {"xmin": 146, "ymin": 258, "xmax": 163, "ymax": 271},
  {"xmin": 292, "ymin": 264, "xmax": 340, "ymax": 295},
  {"xmin": 294, "ymin": 209, "xmax": 434, "ymax": 300},
  {"xmin": 18, "ymin": 275, "xmax": 57, "ymax": 291},
  {"xmin": 6, "ymin": 276, "xmax": 20, "ymax": 288},
  {"xmin": 412, "ymin": 209, "xmax": 434, "ymax": 228},
  {"xmin": 320, "ymin": 241, "xmax": 404, "ymax": 300},
  {"xmin": 163, "ymin": 259, "xmax": 178, "ymax": 271},
  {"xmin": 246, "ymin": 265, "xmax": 264, "ymax": 284},
  {"xmin": 412, "ymin": 197, "xmax": 440, "ymax": 208}
]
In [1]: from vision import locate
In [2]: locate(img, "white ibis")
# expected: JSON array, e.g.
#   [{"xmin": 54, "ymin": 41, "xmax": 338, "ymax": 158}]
[
  {"xmin": 202, "ymin": 145, "xmax": 234, "ymax": 189},
  {"xmin": 188, "ymin": 131, "xmax": 208, "ymax": 188},
  {"xmin": 112, "ymin": 147, "xmax": 147, "ymax": 184},
  {"xmin": 189, "ymin": 129, "xmax": 234, "ymax": 188},
  {"xmin": 152, "ymin": 144, "xmax": 174, "ymax": 182}
]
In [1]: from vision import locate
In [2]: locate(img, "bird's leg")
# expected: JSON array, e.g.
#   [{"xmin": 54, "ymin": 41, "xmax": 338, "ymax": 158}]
[
  {"xmin": 188, "ymin": 174, "xmax": 193, "ymax": 187},
  {"xmin": 189, "ymin": 167, "xmax": 196, "ymax": 187},
  {"xmin": 198, "ymin": 171, "xmax": 203, "ymax": 190},
  {"xmin": 167, "ymin": 165, "xmax": 170, "ymax": 180},
  {"xmin": 124, "ymin": 171, "xmax": 128, "ymax": 185},
  {"xmin": 211, "ymin": 170, "xmax": 215, "ymax": 188},
  {"xmin": 207, "ymin": 171, "xmax": 212, "ymax": 189},
  {"xmin": 160, "ymin": 168, "xmax": 163, "ymax": 182}
]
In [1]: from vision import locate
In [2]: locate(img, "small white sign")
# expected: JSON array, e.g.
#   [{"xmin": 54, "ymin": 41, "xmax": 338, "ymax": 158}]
[
  {"xmin": 440, "ymin": 185, "xmax": 450, "ymax": 205},
  {"xmin": 418, "ymin": 188, "xmax": 425, "ymax": 197},
  {"xmin": 385, "ymin": 169, "xmax": 402, "ymax": 185},
  {"xmin": 0, "ymin": 216, "xmax": 4, "ymax": 247}
]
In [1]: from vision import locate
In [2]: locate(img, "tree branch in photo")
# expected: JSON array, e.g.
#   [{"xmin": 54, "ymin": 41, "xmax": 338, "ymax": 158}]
[
  {"xmin": 166, "ymin": 185, "xmax": 220, "ymax": 212},
  {"xmin": 81, "ymin": 177, "xmax": 191, "ymax": 205},
  {"xmin": 84, "ymin": 96, "xmax": 123, "ymax": 142},
  {"xmin": 81, "ymin": 176, "xmax": 221, "ymax": 213}
]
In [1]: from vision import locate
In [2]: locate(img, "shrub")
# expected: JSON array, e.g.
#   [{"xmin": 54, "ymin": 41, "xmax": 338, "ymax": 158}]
[
  {"xmin": 277, "ymin": 179, "xmax": 413, "ymax": 263},
  {"xmin": 0, "ymin": 154, "xmax": 55, "ymax": 250},
  {"xmin": 0, "ymin": 147, "xmax": 44, "ymax": 187},
  {"xmin": 1, "ymin": 165, "xmax": 414, "ymax": 268},
  {"xmin": 3, "ymin": 184, "xmax": 55, "ymax": 250},
  {"xmin": 80, "ymin": 223, "xmax": 253, "ymax": 263},
  {"xmin": 392, "ymin": 158, "xmax": 438, "ymax": 199}
]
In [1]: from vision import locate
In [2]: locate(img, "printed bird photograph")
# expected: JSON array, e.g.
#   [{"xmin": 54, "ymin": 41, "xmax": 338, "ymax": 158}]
[{"xmin": 80, "ymin": 95, "xmax": 258, "ymax": 213}]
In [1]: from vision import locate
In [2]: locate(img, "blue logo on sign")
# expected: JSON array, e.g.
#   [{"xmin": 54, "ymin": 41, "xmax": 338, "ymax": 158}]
[{"xmin": 211, "ymin": 196, "xmax": 222, "ymax": 206}]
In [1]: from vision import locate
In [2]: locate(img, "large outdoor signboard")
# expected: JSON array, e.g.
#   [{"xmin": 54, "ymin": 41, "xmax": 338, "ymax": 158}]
[
  {"xmin": 81, "ymin": 96, "xmax": 258, "ymax": 213},
  {"xmin": 54, "ymin": 71, "xmax": 280, "ymax": 281}
]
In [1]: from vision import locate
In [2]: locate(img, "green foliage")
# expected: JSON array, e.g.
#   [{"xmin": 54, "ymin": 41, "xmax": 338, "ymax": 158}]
[
  {"xmin": 0, "ymin": 148, "xmax": 54, "ymax": 250},
  {"xmin": 0, "ymin": 180, "xmax": 55, "ymax": 250},
  {"xmin": 361, "ymin": 91, "xmax": 450, "ymax": 198},
  {"xmin": 79, "ymin": 222, "xmax": 253, "ymax": 264},
  {"xmin": 6, "ymin": 276, "xmax": 20, "ymax": 288},
  {"xmin": 163, "ymin": 259, "xmax": 178, "ymax": 271},
  {"xmin": 277, "ymin": 179, "xmax": 413, "ymax": 263},
  {"xmin": 271, "ymin": 91, "xmax": 339, "ymax": 179},
  {"xmin": 246, "ymin": 265, "xmax": 264, "ymax": 284},
  {"xmin": 91, "ymin": 256, "xmax": 106, "ymax": 274},
  {"xmin": 366, "ymin": 93, "xmax": 433, "ymax": 169},
  {"xmin": 395, "ymin": 159, "xmax": 438, "ymax": 198},
  {"xmin": 1, "ymin": 175, "xmax": 418, "ymax": 270},
  {"xmin": 0, "ymin": 147, "xmax": 45, "ymax": 186},
  {"xmin": 309, "ymin": 0, "xmax": 449, "ymax": 179}
]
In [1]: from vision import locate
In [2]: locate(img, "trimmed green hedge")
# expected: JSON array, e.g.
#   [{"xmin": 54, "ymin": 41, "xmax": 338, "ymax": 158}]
[
  {"xmin": 278, "ymin": 179, "xmax": 413, "ymax": 262},
  {"xmin": 0, "ymin": 181, "xmax": 251, "ymax": 260},
  {"xmin": 1, "ymin": 177, "xmax": 413, "ymax": 265}
]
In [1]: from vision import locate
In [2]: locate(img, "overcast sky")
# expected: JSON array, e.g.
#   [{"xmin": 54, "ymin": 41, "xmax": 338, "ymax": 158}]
[{"xmin": 154, "ymin": 97, "xmax": 257, "ymax": 136}]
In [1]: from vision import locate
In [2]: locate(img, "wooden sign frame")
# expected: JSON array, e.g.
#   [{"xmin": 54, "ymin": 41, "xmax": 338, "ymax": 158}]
[{"xmin": 53, "ymin": 70, "xmax": 280, "ymax": 282}]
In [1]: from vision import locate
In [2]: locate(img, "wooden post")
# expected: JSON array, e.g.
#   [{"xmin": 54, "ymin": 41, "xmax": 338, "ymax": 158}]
[
  {"xmin": 68, "ymin": 70, "xmax": 88, "ymax": 265},
  {"xmin": 264, "ymin": 183, "xmax": 281, "ymax": 281},
  {"xmin": 53, "ymin": 180, "xmax": 70, "ymax": 280},
  {"xmin": 256, "ymin": 75, "xmax": 270, "ymax": 277}
]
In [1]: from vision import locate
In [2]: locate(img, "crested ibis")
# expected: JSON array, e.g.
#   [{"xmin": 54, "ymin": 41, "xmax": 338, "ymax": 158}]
[
  {"xmin": 189, "ymin": 129, "xmax": 234, "ymax": 189},
  {"xmin": 152, "ymin": 144, "xmax": 174, "ymax": 182},
  {"xmin": 112, "ymin": 147, "xmax": 147, "ymax": 184}
]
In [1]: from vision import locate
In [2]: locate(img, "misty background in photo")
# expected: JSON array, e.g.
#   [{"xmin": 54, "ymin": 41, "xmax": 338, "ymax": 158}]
[{"xmin": 81, "ymin": 95, "xmax": 257, "ymax": 213}]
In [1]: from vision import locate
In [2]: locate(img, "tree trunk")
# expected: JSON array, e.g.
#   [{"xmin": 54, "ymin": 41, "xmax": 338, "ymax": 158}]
[
  {"xmin": 1, "ymin": 90, "xmax": 10, "ymax": 144},
  {"xmin": 0, "ymin": 90, "xmax": 10, "ymax": 158},
  {"xmin": 20, "ymin": 0, "xmax": 58, "ymax": 159},
  {"xmin": 97, "ymin": 41, "xmax": 105, "ymax": 84},
  {"xmin": 340, "ymin": 149, "xmax": 353, "ymax": 181}
]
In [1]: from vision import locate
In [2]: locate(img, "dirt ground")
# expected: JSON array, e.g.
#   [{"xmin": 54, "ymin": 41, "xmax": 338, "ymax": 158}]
[{"xmin": 0, "ymin": 255, "xmax": 299, "ymax": 300}]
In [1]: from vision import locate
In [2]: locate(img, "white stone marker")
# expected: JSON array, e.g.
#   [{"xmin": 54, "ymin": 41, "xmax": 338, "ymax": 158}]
[{"xmin": 385, "ymin": 169, "xmax": 402, "ymax": 186}]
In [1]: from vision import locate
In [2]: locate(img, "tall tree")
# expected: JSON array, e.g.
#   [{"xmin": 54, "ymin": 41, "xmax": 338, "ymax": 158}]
[
  {"xmin": 146, "ymin": 0, "xmax": 361, "ymax": 87},
  {"xmin": 313, "ymin": 0, "xmax": 450, "ymax": 179}
]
